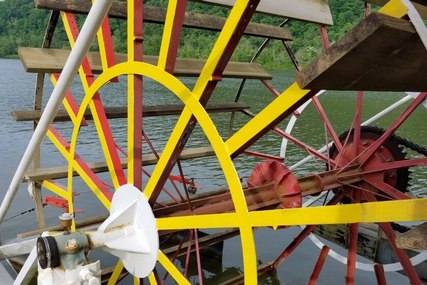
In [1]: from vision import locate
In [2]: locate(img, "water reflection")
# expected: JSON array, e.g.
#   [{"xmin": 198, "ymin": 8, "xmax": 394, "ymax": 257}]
[{"xmin": 0, "ymin": 59, "xmax": 424, "ymax": 284}]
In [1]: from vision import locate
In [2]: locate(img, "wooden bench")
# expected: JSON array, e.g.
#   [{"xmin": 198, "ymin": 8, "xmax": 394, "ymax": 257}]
[
  {"xmin": 296, "ymin": 13, "xmax": 427, "ymax": 92},
  {"xmin": 24, "ymin": 147, "xmax": 215, "ymax": 182},
  {"xmin": 34, "ymin": 0, "xmax": 293, "ymax": 41},
  {"xmin": 19, "ymin": 47, "xmax": 272, "ymax": 80},
  {"xmin": 12, "ymin": 102, "xmax": 250, "ymax": 122}
]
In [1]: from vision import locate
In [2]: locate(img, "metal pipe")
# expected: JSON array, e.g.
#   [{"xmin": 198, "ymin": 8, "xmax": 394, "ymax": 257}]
[
  {"xmin": 402, "ymin": 0, "xmax": 427, "ymax": 52},
  {"xmin": 0, "ymin": 0, "xmax": 114, "ymax": 223}
]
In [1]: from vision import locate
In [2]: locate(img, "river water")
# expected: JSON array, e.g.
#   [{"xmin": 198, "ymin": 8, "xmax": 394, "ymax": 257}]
[{"xmin": 0, "ymin": 58, "xmax": 425, "ymax": 284}]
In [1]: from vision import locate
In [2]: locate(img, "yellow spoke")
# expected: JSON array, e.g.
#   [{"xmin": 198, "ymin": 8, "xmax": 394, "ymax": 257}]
[
  {"xmin": 107, "ymin": 262, "xmax": 124, "ymax": 285},
  {"xmin": 156, "ymin": 213, "xmax": 240, "ymax": 230},
  {"xmin": 226, "ymin": 82, "xmax": 311, "ymax": 156},
  {"xmin": 240, "ymin": 225, "xmax": 257, "ymax": 283},
  {"xmin": 158, "ymin": 251, "xmax": 191, "ymax": 285},
  {"xmin": 248, "ymin": 198, "xmax": 427, "ymax": 228},
  {"xmin": 48, "ymin": 129, "xmax": 111, "ymax": 209},
  {"xmin": 192, "ymin": 0, "xmax": 254, "ymax": 94},
  {"xmin": 148, "ymin": 272, "xmax": 158, "ymax": 284},
  {"xmin": 379, "ymin": 0, "xmax": 408, "ymax": 18},
  {"xmin": 158, "ymin": 0, "xmax": 182, "ymax": 70},
  {"xmin": 41, "ymin": 180, "xmax": 70, "ymax": 200},
  {"xmin": 50, "ymin": 74, "xmax": 78, "ymax": 123}
]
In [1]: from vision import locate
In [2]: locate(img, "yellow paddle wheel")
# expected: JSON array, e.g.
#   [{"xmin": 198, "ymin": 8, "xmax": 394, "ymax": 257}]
[{"xmin": 1, "ymin": 0, "xmax": 427, "ymax": 284}]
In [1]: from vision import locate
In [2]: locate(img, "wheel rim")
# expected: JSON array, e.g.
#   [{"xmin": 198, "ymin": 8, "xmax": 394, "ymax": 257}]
[{"xmin": 277, "ymin": 88, "xmax": 427, "ymax": 278}]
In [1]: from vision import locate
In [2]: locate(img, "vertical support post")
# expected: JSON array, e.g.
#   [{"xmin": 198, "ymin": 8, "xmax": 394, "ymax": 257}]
[
  {"xmin": 319, "ymin": 25, "xmax": 330, "ymax": 49},
  {"xmin": 31, "ymin": 10, "xmax": 60, "ymax": 229},
  {"xmin": 0, "ymin": 0, "xmax": 114, "ymax": 223},
  {"xmin": 308, "ymin": 245, "xmax": 330, "ymax": 285},
  {"xmin": 127, "ymin": 0, "xmax": 144, "ymax": 190}
]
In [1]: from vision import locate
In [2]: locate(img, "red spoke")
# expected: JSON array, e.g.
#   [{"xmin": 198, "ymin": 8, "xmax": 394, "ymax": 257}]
[
  {"xmin": 143, "ymin": 131, "xmax": 186, "ymax": 202},
  {"xmin": 351, "ymin": 91, "xmax": 363, "ymax": 157},
  {"xmin": 312, "ymin": 96, "xmax": 345, "ymax": 154},
  {"xmin": 159, "ymin": 0, "xmax": 187, "ymax": 73},
  {"xmin": 48, "ymin": 126, "xmax": 112, "ymax": 202},
  {"xmin": 356, "ymin": 92, "xmax": 427, "ymax": 166},
  {"xmin": 273, "ymin": 191, "xmax": 345, "ymax": 268},
  {"xmin": 244, "ymin": 150, "xmax": 283, "ymax": 162},
  {"xmin": 308, "ymin": 245, "xmax": 330, "ymax": 285},
  {"xmin": 64, "ymin": 12, "xmax": 127, "ymax": 187},
  {"xmin": 183, "ymin": 230, "xmax": 194, "ymax": 278},
  {"xmin": 143, "ymin": 168, "xmax": 182, "ymax": 203},
  {"xmin": 338, "ymin": 181, "xmax": 399, "ymax": 201},
  {"xmin": 323, "ymin": 121, "xmax": 333, "ymax": 171},
  {"xmin": 129, "ymin": 0, "xmax": 144, "ymax": 189},
  {"xmin": 177, "ymin": 160, "xmax": 192, "ymax": 205},
  {"xmin": 378, "ymin": 223, "xmax": 423, "ymax": 285},
  {"xmin": 273, "ymin": 224, "xmax": 318, "ymax": 268},
  {"xmin": 346, "ymin": 190, "xmax": 360, "ymax": 285},
  {"xmin": 346, "ymin": 223, "xmax": 358, "ymax": 285},
  {"xmin": 374, "ymin": 264, "xmax": 387, "ymax": 285},
  {"xmin": 363, "ymin": 177, "xmax": 411, "ymax": 200},
  {"xmin": 363, "ymin": 157, "xmax": 427, "ymax": 172},
  {"xmin": 278, "ymin": 128, "xmax": 336, "ymax": 166},
  {"xmin": 161, "ymin": 231, "xmax": 188, "ymax": 284},
  {"xmin": 194, "ymin": 230, "xmax": 205, "ymax": 285},
  {"xmin": 320, "ymin": 25, "xmax": 330, "ymax": 49},
  {"xmin": 261, "ymin": 79, "xmax": 281, "ymax": 97},
  {"xmin": 241, "ymin": 109, "xmax": 336, "ymax": 165}
]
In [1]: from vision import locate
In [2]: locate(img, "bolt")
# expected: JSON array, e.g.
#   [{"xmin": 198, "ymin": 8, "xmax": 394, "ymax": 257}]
[
  {"xmin": 379, "ymin": 146, "xmax": 384, "ymax": 151},
  {"xmin": 362, "ymin": 140, "xmax": 369, "ymax": 146},
  {"xmin": 66, "ymin": 238, "xmax": 79, "ymax": 250}
]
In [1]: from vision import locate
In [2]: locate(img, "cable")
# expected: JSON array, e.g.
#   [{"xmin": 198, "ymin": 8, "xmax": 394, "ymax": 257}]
[{"xmin": 0, "ymin": 205, "xmax": 44, "ymax": 224}]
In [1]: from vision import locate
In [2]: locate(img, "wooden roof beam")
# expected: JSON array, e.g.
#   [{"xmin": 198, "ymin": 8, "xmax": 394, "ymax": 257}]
[
  {"xmin": 296, "ymin": 13, "xmax": 427, "ymax": 91},
  {"xmin": 34, "ymin": 0, "xmax": 292, "ymax": 41}
]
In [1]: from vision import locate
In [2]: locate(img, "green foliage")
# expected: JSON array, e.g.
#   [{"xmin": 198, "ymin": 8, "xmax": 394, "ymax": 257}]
[
  {"xmin": 0, "ymin": 0, "xmax": 50, "ymax": 57},
  {"xmin": 0, "ymin": 0, "xmax": 365, "ymax": 68}
]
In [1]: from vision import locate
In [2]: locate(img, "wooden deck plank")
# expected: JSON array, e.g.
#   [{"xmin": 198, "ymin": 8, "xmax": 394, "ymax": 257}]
[
  {"xmin": 296, "ymin": 13, "xmax": 427, "ymax": 91},
  {"xmin": 196, "ymin": 0, "xmax": 333, "ymax": 25},
  {"xmin": 369, "ymin": 0, "xmax": 427, "ymax": 19},
  {"xmin": 18, "ymin": 47, "xmax": 272, "ymax": 80},
  {"xmin": 34, "ymin": 0, "xmax": 292, "ymax": 40},
  {"xmin": 11, "ymin": 102, "xmax": 250, "ymax": 122},
  {"xmin": 24, "ymin": 147, "xmax": 215, "ymax": 182},
  {"xmin": 396, "ymin": 222, "xmax": 427, "ymax": 250}
]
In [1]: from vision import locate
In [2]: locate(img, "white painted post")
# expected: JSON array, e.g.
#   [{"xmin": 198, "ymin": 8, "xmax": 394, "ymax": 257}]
[{"xmin": 0, "ymin": 0, "xmax": 114, "ymax": 223}]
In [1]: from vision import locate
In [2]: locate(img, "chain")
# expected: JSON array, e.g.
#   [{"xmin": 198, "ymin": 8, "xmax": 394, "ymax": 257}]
[{"xmin": 359, "ymin": 125, "xmax": 427, "ymax": 157}]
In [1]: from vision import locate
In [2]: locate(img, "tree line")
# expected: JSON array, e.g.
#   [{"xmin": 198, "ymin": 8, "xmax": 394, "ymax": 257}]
[{"xmin": 0, "ymin": 0, "xmax": 365, "ymax": 69}]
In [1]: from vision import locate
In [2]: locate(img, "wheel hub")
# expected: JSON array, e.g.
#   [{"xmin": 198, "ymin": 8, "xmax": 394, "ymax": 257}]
[{"xmin": 330, "ymin": 126, "xmax": 409, "ymax": 201}]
